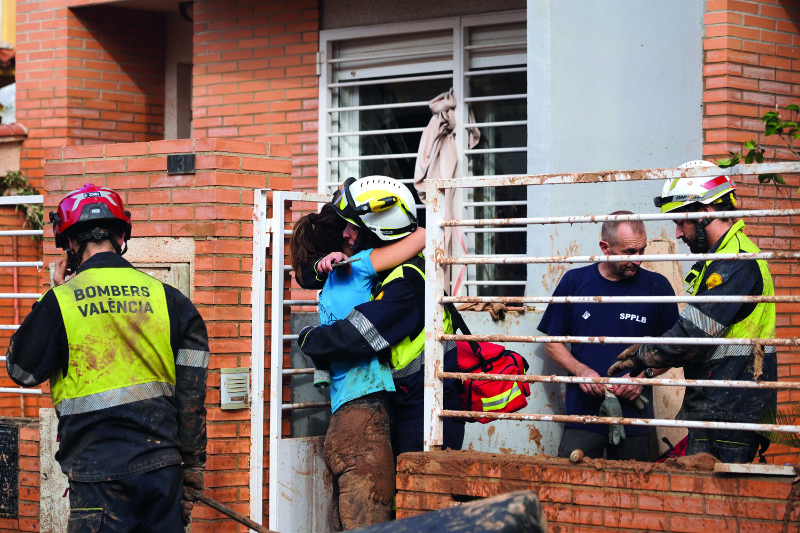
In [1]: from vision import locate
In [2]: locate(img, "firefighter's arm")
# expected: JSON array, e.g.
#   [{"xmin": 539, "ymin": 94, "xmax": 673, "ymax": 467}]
[
  {"xmin": 5, "ymin": 291, "xmax": 67, "ymax": 387},
  {"xmin": 299, "ymin": 276, "xmax": 420, "ymax": 363},
  {"xmin": 169, "ymin": 288, "xmax": 209, "ymax": 464},
  {"xmin": 609, "ymin": 260, "xmax": 759, "ymax": 375}
]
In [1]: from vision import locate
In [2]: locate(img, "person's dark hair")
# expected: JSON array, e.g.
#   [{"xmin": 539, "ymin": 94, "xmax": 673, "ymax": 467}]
[
  {"xmin": 66, "ymin": 220, "xmax": 124, "ymax": 242},
  {"xmin": 601, "ymin": 211, "xmax": 646, "ymax": 246},
  {"xmin": 290, "ymin": 204, "xmax": 347, "ymax": 285}
]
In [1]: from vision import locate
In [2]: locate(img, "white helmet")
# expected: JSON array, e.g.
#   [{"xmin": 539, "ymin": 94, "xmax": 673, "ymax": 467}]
[
  {"xmin": 331, "ymin": 176, "xmax": 418, "ymax": 241},
  {"xmin": 654, "ymin": 160, "xmax": 738, "ymax": 213}
]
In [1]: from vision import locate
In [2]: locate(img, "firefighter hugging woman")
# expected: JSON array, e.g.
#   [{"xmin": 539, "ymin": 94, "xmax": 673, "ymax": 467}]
[
  {"xmin": 291, "ymin": 176, "xmax": 465, "ymax": 531},
  {"xmin": 5, "ymin": 184, "xmax": 210, "ymax": 533}
]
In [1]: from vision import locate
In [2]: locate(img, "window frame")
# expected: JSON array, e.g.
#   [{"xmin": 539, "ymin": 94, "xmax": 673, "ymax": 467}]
[{"xmin": 318, "ymin": 10, "xmax": 528, "ymax": 296}]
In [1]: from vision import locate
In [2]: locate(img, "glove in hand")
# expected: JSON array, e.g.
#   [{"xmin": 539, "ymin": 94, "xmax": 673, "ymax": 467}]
[
  {"xmin": 634, "ymin": 394, "xmax": 650, "ymax": 410},
  {"xmin": 313, "ymin": 368, "xmax": 331, "ymax": 388},
  {"xmin": 182, "ymin": 464, "xmax": 205, "ymax": 526},
  {"xmin": 607, "ymin": 344, "xmax": 647, "ymax": 377},
  {"xmin": 599, "ymin": 394, "xmax": 626, "ymax": 446}
]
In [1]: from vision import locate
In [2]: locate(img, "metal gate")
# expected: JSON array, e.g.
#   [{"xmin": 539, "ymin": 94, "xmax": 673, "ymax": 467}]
[
  {"xmin": 252, "ymin": 189, "xmax": 334, "ymax": 533},
  {"xmin": 0, "ymin": 194, "xmax": 44, "ymax": 396}
]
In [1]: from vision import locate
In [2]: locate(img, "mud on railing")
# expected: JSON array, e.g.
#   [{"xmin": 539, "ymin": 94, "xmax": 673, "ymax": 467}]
[{"xmin": 422, "ymin": 162, "xmax": 800, "ymax": 448}]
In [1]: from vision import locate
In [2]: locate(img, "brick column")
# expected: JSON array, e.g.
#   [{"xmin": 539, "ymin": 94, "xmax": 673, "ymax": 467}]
[
  {"xmin": 703, "ymin": 0, "xmax": 800, "ymax": 464},
  {"xmin": 43, "ymin": 138, "xmax": 291, "ymax": 531}
]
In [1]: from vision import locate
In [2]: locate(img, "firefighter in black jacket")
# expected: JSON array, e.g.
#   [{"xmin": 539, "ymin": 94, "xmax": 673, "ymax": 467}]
[
  {"xmin": 298, "ymin": 176, "xmax": 465, "ymax": 455},
  {"xmin": 609, "ymin": 161, "xmax": 777, "ymax": 463},
  {"xmin": 5, "ymin": 184, "xmax": 208, "ymax": 531}
]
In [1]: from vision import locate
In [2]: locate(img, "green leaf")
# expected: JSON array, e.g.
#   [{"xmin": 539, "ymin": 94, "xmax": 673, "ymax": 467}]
[
  {"xmin": 744, "ymin": 140, "xmax": 757, "ymax": 150},
  {"xmin": 759, "ymin": 403, "xmax": 800, "ymax": 448},
  {"xmin": 763, "ymin": 111, "xmax": 780, "ymax": 121},
  {"xmin": 755, "ymin": 151, "xmax": 764, "ymax": 163},
  {"xmin": 744, "ymin": 151, "xmax": 754, "ymax": 164},
  {"xmin": 765, "ymin": 125, "xmax": 780, "ymax": 136},
  {"xmin": 758, "ymin": 173, "xmax": 783, "ymax": 185},
  {"xmin": 0, "ymin": 171, "xmax": 43, "ymax": 237},
  {"xmin": 780, "ymin": 121, "xmax": 797, "ymax": 129},
  {"xmin": 716, "ymin": 152, "xmax": 740, "ymax": 168},
  {"xmin": 785, "ymin": 104, "xmax": 800, "ymax": 112}
]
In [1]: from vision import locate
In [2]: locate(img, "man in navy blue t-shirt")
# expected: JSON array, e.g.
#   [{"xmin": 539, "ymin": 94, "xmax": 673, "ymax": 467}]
[{"xmin": 538, "ymin": 213, "xmax": 679, "ymax": 460}]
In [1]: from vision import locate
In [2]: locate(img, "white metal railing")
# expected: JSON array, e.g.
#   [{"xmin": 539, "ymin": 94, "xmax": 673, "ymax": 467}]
[
  {"xmin": 0, "ymin": 195, "xmax": 45, "ymax": 397},
  {"xmin": 253, "ymin": 190, "xmax": 333, "ymax": 531},
  {"xmin": 423, "ymin": 162, "xmax": 800, "ymax": 449}
]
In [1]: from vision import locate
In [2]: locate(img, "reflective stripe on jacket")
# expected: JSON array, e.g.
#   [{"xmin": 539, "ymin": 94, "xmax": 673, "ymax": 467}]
[{"xmin": 686, "ymin": 220, "xmax": 776, "ymax": 358}]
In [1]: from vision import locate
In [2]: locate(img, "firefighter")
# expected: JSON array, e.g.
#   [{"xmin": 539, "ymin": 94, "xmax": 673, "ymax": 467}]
[
  {"xmin": 608, "ymin": 161, "xmax": 777, "ymax": 463},
  {"xmin": 5, "ymin": 184, "xmax": 209, "ymax": 531},
  {"xmin": 298, "ymin": 176, "xmax": 465, "ymax": 456}
]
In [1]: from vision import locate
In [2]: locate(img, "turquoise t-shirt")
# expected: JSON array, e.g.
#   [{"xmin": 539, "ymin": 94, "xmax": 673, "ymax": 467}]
[{"xmin": 317, "ymin": 249, "xmax": 395, "ymax": 413}]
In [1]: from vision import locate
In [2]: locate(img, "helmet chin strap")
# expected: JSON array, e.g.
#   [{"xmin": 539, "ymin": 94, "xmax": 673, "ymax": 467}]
[
  {"xmin": 693, "ymin": 217, "xmax": 711, "ymax": 253},
  {"xmin": 350, "ymin": 231, "xmax": 364, "ymax": 254}
]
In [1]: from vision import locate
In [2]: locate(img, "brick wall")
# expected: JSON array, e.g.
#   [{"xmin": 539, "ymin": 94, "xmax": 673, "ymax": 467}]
[
  {"xmin": 0, "ymin": 138, "xmax": 290, "ymax": 532},
  {"xmin": 192, "ymin": 0, "xmax": 320, "ymax": 193},
  {"xmin": 397, "ymin": 451, "xmax": 800, "ymax": 532},
  {"xmin": 702, "ymin": 0, "xmax": 800, "ymax": 465},
  {"xmin": 15, "ymin": 0, "xmax": 167, "ymax": 190}
]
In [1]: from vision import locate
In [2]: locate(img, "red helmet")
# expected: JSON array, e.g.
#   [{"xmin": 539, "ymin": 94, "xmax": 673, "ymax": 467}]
[{"xmin": 50, "ymin": 183, "xmax": 132, "ymax": 250}]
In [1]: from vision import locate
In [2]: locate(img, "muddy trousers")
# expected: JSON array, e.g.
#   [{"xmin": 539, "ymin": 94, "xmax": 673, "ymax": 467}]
[
  {"xmin": 66, "ymin": 465, "xmax": 183, "ymax": 533},
  {"xmin": 324, "ymin": 393, "xmax": 395, "ymax": 531}
]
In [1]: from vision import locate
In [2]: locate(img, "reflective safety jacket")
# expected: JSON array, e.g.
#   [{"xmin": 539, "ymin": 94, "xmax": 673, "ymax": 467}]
[
  {"xmin": 5, "ymin": 252, "xmax": 209, "ymax": 481},
  {"xmin": 299, "ymin": 255, "xmax": 463, "ymax": 423},
  {"xmin": 638, "ymin": 221, "xmax": 777, "ymax": 423}
]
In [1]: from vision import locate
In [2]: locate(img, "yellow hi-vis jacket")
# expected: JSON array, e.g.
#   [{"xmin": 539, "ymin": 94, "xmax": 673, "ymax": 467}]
[{"xmin": 640, "ymin": 221, "xmax": 777, "ymax": 423}]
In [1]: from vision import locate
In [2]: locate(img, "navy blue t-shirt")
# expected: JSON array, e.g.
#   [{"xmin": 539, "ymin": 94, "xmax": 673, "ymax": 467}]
[{"xmin": 538, "ymin": 264, "xmax": 679, "ymax": 435}]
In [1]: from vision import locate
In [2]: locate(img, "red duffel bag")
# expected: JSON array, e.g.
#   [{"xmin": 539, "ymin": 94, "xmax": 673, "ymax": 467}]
[{"xmin": 447, "ymin": 303, "xmax": 531, "ymax": 423}]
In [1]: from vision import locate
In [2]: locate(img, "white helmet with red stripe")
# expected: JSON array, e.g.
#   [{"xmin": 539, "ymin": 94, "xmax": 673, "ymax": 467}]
[{"xmin": 654, "ymin": 160, "xmax": 738, "ymax": 213}]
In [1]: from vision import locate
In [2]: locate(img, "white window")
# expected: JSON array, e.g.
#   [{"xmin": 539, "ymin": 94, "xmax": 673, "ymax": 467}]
[{"xmin": 319, "ymin": 11, "xmax": 527, "ymax": 296}]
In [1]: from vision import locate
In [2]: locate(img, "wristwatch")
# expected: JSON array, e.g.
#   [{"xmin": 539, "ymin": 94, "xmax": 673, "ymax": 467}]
[{"xmin": 644, "ymin": 368, "xmax": 654, "ymax": 378}]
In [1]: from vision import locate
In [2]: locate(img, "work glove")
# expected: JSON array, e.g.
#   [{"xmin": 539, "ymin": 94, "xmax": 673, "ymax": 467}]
[
  {"xmin": 314, "ymin": 368, "xmax": 331, "ymax": 388},
  {"xmin": 607, "ymin": 344, "xmax": 647, "ymax": 377},
  {"xmin": 634, "ymin": 394, "xmax": 650, "ymax": 411},
  {"xmin": 599, "ymin": 391, "xmax": 626, "ymax": 446},
  {"xmin": 182, "ymin": 462, "xmax": 205, "ymax": 526}
]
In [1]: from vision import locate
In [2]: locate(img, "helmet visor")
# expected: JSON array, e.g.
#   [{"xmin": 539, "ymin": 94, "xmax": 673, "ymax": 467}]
[{"xmin": 331, "ymin": 177, "xmax": 367, "ymax": 228}]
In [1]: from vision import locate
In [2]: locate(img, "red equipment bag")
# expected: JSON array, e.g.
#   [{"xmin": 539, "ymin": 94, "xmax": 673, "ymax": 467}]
[{"xmin": 447, "ymin": 303, "xmax": 531, "ymax": 423}]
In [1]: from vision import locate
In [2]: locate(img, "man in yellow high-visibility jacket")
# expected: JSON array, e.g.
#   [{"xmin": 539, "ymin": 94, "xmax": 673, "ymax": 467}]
[
  {"xmin": 609, "ymin": 161, "xmax": 776, "ymax": 464},
  {"xmin": 6, "ymin": 184, "xmax": 209, "ymax": 531}
]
